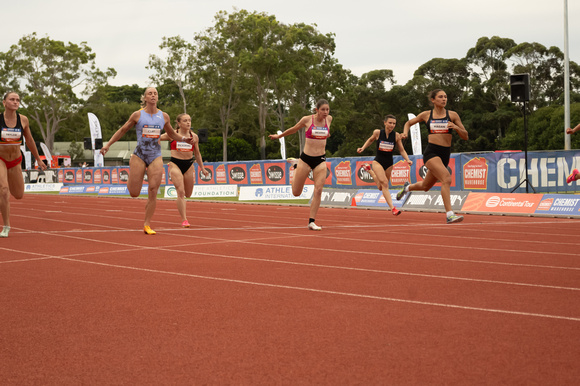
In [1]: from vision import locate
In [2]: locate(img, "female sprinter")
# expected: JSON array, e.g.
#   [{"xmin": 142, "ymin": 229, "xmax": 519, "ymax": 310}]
[
  {"xmin": 357, "ymin": 114, "xmax": 413, "ymax": 216},
  {"xmin": 566, "ymin": 124, "xmax": 580, "ymax": 183},
  {"xmin": 160, "ymin": 113, "xmax": 209, "ymax": 227},
  {"xmin": 100, "ymin": 87, "xmax": 195, "ymax": 235},
  {"xmin": 269, "ymin": 99, "xmax": 332, "ymax": 231},
  {"xmin": 0, "ymin": 91, "xmax": 47, "ymax": 238},
  {"xmin": 397, "ymin": 89, "xmax": 468, "ymax": 224}
]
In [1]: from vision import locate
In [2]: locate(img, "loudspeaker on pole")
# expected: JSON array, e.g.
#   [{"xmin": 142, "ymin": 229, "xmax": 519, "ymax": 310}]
[
  {"xmin": 83, "ymin": 137, "xmax": 92, "ymax": 150},
  {"xmin": 510, "ymin": 74, "xmax": 530, "ymax": 102},
  {"xmin": 198, "ymin": 128, "xmax": 208, "ymax": 143}
]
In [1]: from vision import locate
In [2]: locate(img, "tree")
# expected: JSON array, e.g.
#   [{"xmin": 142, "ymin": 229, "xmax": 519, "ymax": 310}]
[
  {"xmin": 193, "ymin": 11, "xmax": 254, "ymax": 162},
  {"xmin": 0, "ymin": 33, "xmax": 116, "ymax": 151},
  {"xmin": 147, "ymin": 36, "xmax": 195, "ymax": 114},
  {"xmin": 466, "ymin": 36, "xmax": 517, "ymax": 139},
  {"xmin": 67, "ymin": 140, "xmax": 84, "ymax": 164}
]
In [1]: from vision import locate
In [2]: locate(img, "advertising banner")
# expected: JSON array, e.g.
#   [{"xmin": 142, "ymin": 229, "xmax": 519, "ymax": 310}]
[
  {"xmin": 53, "ymin": 149, "xmax": 580, "ymax": 194},
  {"xmin": 334, "ymin": 160, "xmax": 354, "ymax": 186},
  {"xmin": 461, "ymin": 193, "xmax": 543, "ymax": 214},
  {"xmin": 352, "ymin": 189, "xmax": 407, "ymax": 208},
  {"xmin": 249, "ymin": 163, "xmax": 264, "ymax": 184},
  {"xmin": 215, "ymin": 164, "xmax": 228, "ymax": 184},
  {"xmin": 197, "ymin": 164, "xmax": 215, "ymax": 185},
  {"xmin": 239, "ymin": 185, "xmax": 313, "ymax": 201},
  {"xmin": 401, "ymin": 191, "xmax": 470, "ymax": 211},
  {"xmin": 534, "ymin": 194, "xmax": 580, "ymax": 215},
  {"xmin": 319, "ymin": 189, "xmax": 358, "ymax": 207},
  {"xmin": 228, "ymin": 163, "xmax": 248, "ymax": 185},
  {"xmin": 264, "ymin": 162, "xmax": 286, "ymax": 185},
  {"xmin": 88, "ymin": 113, "xmax": 105, "ymax": 167},
  {"xmin": 191, "ymin": 184, "xmax": 238, "ymax": 198},
  {"xmin": 25, "ymin": 183, "xmax": 63, "ymax": 192}
]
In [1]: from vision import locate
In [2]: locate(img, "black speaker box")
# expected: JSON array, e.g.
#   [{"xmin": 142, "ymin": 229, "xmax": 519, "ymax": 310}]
[
  {"xmin": 510, "ymin": 74, "xmax": 530, "ymax": 102},
  {"xmin": 198, "ymin": 128, "xmax": 208, "ymax": 143}
]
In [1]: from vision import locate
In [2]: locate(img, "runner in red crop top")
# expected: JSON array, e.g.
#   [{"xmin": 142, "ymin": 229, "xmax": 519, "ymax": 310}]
[
  {"xmin": 269, "ymin": 99, "xmax": 332, "ymax": 231},
  {"xmin": 160, "ymin": 113, "xmax": 209, "ymax": 228},
  {"xmin": 0, "ymin": 92, "xmax": 47, "ymax": 238}
]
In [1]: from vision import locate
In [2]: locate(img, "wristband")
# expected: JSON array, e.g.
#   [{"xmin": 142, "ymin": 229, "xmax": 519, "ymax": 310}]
[{"xmin": 182, "ymin": 136, "xmax": 186, "ymax": 142}]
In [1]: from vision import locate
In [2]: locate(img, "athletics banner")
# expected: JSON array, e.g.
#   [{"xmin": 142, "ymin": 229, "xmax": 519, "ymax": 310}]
[
  {"xmin": 408, "ymin": 113, "xmax": 422, "ymax": 155},
  {"xmin": 88, "ymin": 113, "xmax": 105, "ymax": 167},
  {"xmin": 239, "ymin": 185, "xmax": 313, "ymax": 201}
]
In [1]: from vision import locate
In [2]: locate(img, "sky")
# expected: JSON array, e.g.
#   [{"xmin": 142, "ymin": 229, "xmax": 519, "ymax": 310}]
[{"xmin": 3, "ymin": 0, "xmax": 579, "ymax": 89}]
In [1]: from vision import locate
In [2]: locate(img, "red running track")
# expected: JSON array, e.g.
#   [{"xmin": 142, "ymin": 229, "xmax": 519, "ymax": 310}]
[{"xmin": 1, "ymin": 194, "xmax": 579, "ymax": 384}]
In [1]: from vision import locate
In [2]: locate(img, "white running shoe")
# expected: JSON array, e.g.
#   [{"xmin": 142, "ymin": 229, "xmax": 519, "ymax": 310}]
[
  {"xmin": 308, "ymin": 222, "xmax": 322, "ymax": 231},
  {"xmin": 0, "ymin": 226, "xmax": 10, "ymax": 238}
]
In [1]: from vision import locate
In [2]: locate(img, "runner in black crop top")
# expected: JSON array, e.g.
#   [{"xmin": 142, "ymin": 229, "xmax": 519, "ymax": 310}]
[
  {"xmin": 357, "ymin": 115, "xmax": 412, "ymax": 216},
  {"xmin": 398, "ymin": 89, "xmax": 468, "ymax": 224},
  {"xmin": 426, "ymin": 109, "xmax": 453, "ymax": 134}
]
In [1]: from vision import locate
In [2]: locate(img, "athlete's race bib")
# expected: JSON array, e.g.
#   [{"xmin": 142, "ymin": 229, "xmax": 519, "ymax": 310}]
[
  {"xmin": 0, "ymin": 127, "xmax": 22, "ymax": 144},
  {"xmin": 378, "ymin": 140, "xmax": 394, "ymax": 152},
  {"xmin": 430, "ymin": 119, "xmax": 450, "ymax": 134},
  {"xmin": 142, "ymin": 125, "xmax": 161, "ymax": 138},
  {"xmin": 311, "ymin": 126, "xmax": 329, "ymax": 139},
  {"xmin": 176, "ymin": 141, "xmax": 193, "ymax": 151}
]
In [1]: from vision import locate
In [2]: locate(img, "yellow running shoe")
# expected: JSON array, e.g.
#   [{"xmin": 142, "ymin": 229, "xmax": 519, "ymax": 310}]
[{"xmin": 143, "ymin": 226, "xmax": 156, "ymax": 235}]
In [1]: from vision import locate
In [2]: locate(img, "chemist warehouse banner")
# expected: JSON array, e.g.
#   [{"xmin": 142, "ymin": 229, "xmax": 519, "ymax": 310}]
[{"xmin": 58, "ymin": 150, "xmax": 580, "ymax": 194}]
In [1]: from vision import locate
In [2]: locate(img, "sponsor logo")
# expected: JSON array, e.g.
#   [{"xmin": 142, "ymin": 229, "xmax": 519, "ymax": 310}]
[
  {"xmin": 463, "ymin": 157, "xmax": 488, "ymax": 190},
  {"xmin": 358, "ymin": 166, "xmax": 374, "ymax": 183},
  {"xmin": 229, "ymin": 166, "xmax": 246, "ymax": 182},
  {"xmin": 200, "ymin": 168, "xmax": 212, "ymax": 181},
  {"xmin": 216, "ymin": 164, "xmax": 227, "ymax": 184},
  {"xmin": 266, "ymin": 165, "xmax": 284, "ymax": 182},
  {"xmin": 165, "ymin": 186, "xmax": 177, "ymax": 198},
  {"xmin": 250, "ymin": 164, "xmax": 263, "ymax": 184},
  {"xmin": 391, "ymin": 161, "xmax": 411, "ymax": 186},
  {"xmin": 485, "ymin": 196, "xmax": 501, "ymax": 208},
  {"xmin": 334, "ymin": 161, "xmax": 352, "ymax": 185}
]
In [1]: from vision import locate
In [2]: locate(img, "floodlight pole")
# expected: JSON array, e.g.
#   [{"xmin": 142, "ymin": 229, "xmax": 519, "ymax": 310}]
[{"xmin": 564, "ymin": 0, "xmax": 571, "ymax": 150}]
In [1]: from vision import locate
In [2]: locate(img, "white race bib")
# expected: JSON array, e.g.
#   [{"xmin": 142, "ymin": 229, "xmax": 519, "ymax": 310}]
[
  {"xmin": 176, "ymin": 142, "xmax": 193, "ymax": 151},
  {"xmin": 378, "ymin": 140, "xmax": 394, "ymax": 152},
  {"xmin": 430, "ymin": 119, "xmax": 449, "ymax": 134},
  {"xmin": 142, "ymin": 125, "xmax": 161, "ymax": 138},
  {"xmin": 311, "ymin": 127, "xmax": 328, "ymax": 139},
  {"xmin": 0, "ymin": 127, "xmax": 22, "ymax": 144}
]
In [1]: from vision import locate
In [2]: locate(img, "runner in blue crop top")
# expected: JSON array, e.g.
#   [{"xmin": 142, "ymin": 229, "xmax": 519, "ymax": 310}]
[
  {"xmin": 269, "ymin": 99, "xmax": 332, "ymax": 231},
  {"xmin": 399, "ymin": 89, "xmax": 468, "ymax": 224},
  {"xmin": 100, "ymin": 87, "xmax": 195, "ymax": 235}
]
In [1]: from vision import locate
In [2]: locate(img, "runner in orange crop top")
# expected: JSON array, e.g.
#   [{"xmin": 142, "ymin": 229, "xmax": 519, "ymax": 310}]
[{"xmin": 269, "ymin": 99, "xmax": 332, "ymax": 231}]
